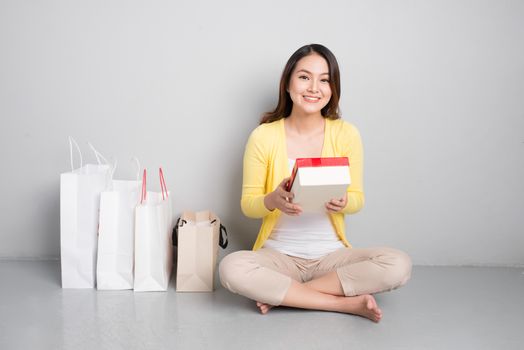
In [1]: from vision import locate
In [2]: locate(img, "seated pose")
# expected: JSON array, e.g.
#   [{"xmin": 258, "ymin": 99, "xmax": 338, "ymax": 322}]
[{"xmin": 219, "ymin": 44, "xmax": 411, "ymax": 323}]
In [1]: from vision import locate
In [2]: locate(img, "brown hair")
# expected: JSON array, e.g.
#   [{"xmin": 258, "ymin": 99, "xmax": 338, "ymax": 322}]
[{"xmin": 260, "ymin": 44, "xmax": 341, "ymax": 124}]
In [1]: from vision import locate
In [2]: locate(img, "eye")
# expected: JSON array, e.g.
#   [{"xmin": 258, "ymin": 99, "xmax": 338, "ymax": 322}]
[
  {"xmin": 321, "ymin": 78, "xmax": 330, "ymax": 83},
  {"xmin": 298, "ymin": 75, "xmax": 309, "ymax": 80}
]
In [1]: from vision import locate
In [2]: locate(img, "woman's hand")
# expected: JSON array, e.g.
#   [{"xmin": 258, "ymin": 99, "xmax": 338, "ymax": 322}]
[
  {"xmin": 325, "ymin": 194, "xmax": 347, "ymax": 213},
  {"xmin": 264, "ymin": 177, "xmax": 303, "ymax": 216}
]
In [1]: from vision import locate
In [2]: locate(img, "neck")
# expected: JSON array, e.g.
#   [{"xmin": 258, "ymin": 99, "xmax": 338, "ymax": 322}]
[{"xmin": 286, "ymin": 110, "xmax": 324, "ymax": 135}]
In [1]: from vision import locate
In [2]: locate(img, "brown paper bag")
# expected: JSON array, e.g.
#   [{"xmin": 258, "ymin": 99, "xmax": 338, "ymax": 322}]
[{"xmin": 174, "ymin": 211, "xmax": 228, "ymax": 292}]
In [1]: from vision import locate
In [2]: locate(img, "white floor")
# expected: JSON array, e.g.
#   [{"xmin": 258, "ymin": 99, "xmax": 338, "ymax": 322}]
[{"xmin": 0, "ymin": 261, "xmax": 523, "ymax": 350}]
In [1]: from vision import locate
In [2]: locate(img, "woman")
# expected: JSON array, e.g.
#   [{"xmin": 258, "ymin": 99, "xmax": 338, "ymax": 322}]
[{"xmin": 219, "ymin": 44, "xmax": 411, "ymax": 323}]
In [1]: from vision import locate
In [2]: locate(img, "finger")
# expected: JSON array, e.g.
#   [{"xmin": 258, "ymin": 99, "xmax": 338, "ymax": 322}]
[
  {"xmin": 327, "ymin": 200, "xmax": 344, "ymax": 210},
  {"xmin": 280, "ymin": 177, "xmax": 291, "ymax": 184},
  {"xmin": 284, "ymin": 202, "xmax": 301, "ymax": 212},
  {"xmin": 291, "ymin": 207, "xmax": 303, "ymax": 215},
  {"xmin": 278, "ymin": 187, "xmax": 294, "ymax": 200},
  {"xmin": 327, "ymin": 201, "xmax": 342, "ymax": 208},
  {"xmin": 329, "ymin": 198, "xmax": 344, "ymax": 205},
  {"xmin": 279, "ymin": 177, "xmax": 292, "ymax": 189},
  {"xmin": 276, "ymin": 196, "xmax": 293, "ymax": 208},
  {"xmin": 278, "ymin": 195, "xmax": 293, "ymax": 206},
  {"xmin": 283, "ymin": 203, "xmax": 302, "ymax": 215},
  {"xmin": 325, "ymin": 202, "xmax": 342, "ymax": 212}
]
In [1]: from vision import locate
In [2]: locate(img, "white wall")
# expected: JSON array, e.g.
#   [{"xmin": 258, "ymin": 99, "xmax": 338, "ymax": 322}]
[{"xmin": 1, "ymin": 0, "xmax": 523, "ymax": 265}]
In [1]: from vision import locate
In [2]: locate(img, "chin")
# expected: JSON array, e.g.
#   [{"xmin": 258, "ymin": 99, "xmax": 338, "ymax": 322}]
[{"xmin": 301, "ymin": 105, "xmax": 325, "ymax": 115}]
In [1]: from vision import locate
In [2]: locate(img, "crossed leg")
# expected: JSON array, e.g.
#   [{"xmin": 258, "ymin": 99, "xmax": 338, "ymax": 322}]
[
  {"xmin": 220, "ymin": 247, "xmax": 411, "ymax": 323},
  {"xmin": 256, "ymin": 270, "xmax": 383, "ymax": 322}
]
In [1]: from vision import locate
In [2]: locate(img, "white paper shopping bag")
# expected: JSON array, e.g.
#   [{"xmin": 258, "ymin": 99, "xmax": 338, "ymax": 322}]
[
  {"xmin": 96, "ymin": 159, "xmax": 141, "ymax": 290},
  {"xmin": 134, "ymin": 168, "xmax": 174, "ymax": 292},
  {"xmin": 60, "ymin": 138, "xmax": 111, "ymax": 288}
]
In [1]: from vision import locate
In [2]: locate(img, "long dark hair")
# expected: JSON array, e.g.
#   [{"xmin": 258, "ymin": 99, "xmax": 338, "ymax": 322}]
[{"xmin": 260, "ymin": 44, "xmax": 341, "ymax": 124}]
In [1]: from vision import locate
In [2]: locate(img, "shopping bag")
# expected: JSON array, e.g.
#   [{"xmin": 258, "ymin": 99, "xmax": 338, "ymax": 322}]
[
  {"xmin": 96, "ymin": 159, "xmax": 141, "ymax": 290},
  {"xmin": 134, "ymin": 168, "xmax": 174, "ymax": 292},
  {"xmin": 174, "ymin": 211, "xmax": 228, "ymax": 292},
  {"xmin": 60, "ymin": 138, "xmax": 111, "ymax": 288}
]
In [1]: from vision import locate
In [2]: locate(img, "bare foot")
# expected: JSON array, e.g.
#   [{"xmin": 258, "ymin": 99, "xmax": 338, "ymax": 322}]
[
  {"xmin": 256, "ymin": 301, "xmax": 275, "ymax": 314},
  {"xmin": 341, "ymin": 294, "xmax": 382, "ymax": 322}
]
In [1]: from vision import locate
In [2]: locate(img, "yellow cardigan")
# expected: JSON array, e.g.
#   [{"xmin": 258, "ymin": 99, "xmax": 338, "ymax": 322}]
[{"xmin": 241, "ymin": 118, "xmax": 365, "ymax": 251}]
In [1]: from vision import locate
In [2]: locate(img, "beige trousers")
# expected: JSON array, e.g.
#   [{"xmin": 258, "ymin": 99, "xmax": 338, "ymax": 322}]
[{"xmin": 219, "ymin": 247, "xmax": 412, "ymax": 306}]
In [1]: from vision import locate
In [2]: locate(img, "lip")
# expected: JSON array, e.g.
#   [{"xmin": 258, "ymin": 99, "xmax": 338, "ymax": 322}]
[{"xmin": 303, "ymin": 95, "xmax": 321, "ymax": 102}]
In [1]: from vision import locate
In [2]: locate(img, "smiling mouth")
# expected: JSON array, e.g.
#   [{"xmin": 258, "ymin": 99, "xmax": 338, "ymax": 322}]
[{"xmin": 303, "ymin": 96, "xmax": 321, "ymax": 102}]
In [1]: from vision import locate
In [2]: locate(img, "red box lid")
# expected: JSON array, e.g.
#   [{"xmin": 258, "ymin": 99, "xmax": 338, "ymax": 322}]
[{"xmin": 286, "ymin": 157, "xmax": 349, "ymax": 192}]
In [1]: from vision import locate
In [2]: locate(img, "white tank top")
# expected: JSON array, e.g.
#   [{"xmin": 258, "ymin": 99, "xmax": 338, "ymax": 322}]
[{"xmin": 263, "ymin": 159, "xmax": 345, "ymax": 259}]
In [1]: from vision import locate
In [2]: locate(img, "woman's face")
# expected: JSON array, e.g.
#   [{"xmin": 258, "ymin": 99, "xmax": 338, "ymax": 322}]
[{"xmin": 287, "ymin": 53, "xmax": 332, "ymax": 117}]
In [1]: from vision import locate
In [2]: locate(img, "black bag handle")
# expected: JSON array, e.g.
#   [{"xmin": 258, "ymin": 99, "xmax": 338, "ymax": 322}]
[
  {"xmin": 219, "ymin": 224, "xmax": 228, "ymax": 249},
  {"xmin": 210, "ymin": 219, "xmax": 228, "ymax": 249},
  {"xmin": 172, "ymin": 217, "xmax": 187, "ymax": 247},
  {"xmin": 174, "ymin": 217, "xmax": 228, "ymax": 248}
]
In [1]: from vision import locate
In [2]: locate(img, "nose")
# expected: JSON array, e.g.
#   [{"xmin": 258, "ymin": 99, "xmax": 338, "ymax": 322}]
[{"xmin": 308, "ymin": 79, "xmax": 319, "ymax": 93}]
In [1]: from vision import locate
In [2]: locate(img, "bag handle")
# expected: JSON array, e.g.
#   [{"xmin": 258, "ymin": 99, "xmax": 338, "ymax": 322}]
[
  {"xmin": 88, "ymin": 142, "xmax": 117, "ymax": 179},
  {"xmin": 68, "ymin": 136, "xmax": 83, "ymax": 171},
  {"xmin": 109, "ymin": 157, "xmax": 141, "ymax": 182},
  {"xmin": 172, "ymin": 217, "xmax": 187, "ymax": 247},
  {"xmin": 219, "ymin": 224, "xmax": 228, "ymax": 249},
  {"xmin": 159, "ymin": 167, "xmax": 168, "ymax": 200},
  {"xmin": 172, "ymin": 217, "xmax": 228, "ymax": 248},
  {"xmin": 140, "ymin": 169, "xmax": 147, "ymax": 204},
  {"xmin": 87, "ymin": 142, "xmax": 110, "ymax": 165},
  {"xmin": 133, "ymin": 157, "xmax": 141, "ymax": 181},
  {"xmin": 140, "ymin": 168, "xmax": 168, "ymax": 204},
  {"xmin": 211, "ymin": 219, "xmax": 229, "ymax": 249}
]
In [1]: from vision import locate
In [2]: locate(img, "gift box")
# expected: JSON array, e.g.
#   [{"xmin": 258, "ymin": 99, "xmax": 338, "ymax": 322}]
[{"xmin": 286, "ymin": 157, "xmax": 351, "ymax": 213}]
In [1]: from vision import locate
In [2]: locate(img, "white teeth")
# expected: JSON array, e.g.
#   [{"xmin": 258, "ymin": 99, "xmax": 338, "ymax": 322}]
[{"xmin": 304, "ymin": 96, "xmax": 320, "ymax": 101}]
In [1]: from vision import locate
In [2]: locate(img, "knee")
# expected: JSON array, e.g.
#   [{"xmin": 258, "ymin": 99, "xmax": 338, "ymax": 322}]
[
  {"xmin": 378, "ymin": 247, "xmax": 412, "ymax": 289},
  {"xmin": 218, "ymin": 250, "xmax": 253, "ymax": 292}
]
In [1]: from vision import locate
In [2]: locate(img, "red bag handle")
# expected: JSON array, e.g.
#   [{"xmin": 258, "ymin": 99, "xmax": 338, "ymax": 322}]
[
  {"xmin": 140, "ymin": 168, "xmax": 168, "ymax": 204},
  {"xmin": 159, "ymin": 167, "xmax": 168, "ymax": 200},
  {"xmin": 140, "ymin": 169, "xmax": 147, "ymax": 204}
]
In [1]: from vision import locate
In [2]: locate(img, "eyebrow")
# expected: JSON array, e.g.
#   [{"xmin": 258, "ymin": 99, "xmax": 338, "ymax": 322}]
[{"xmin": 296, "ymin": 69, "xmax": 330, "ymax": 76}]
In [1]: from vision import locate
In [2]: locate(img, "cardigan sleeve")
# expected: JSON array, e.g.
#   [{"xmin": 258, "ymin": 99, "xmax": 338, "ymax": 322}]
[
  {"xmin": 240, "ymin": 127, "xmax": 273, "ymax": 218},
  {"xmin": 341, "ymin": 123, "xmax": 365, "ymax": 214}
]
